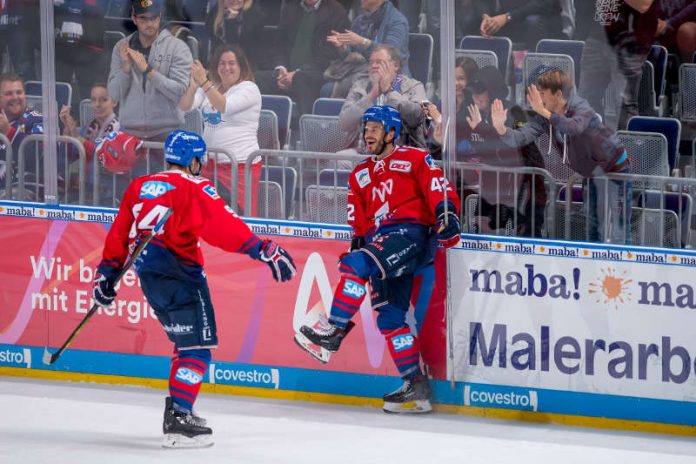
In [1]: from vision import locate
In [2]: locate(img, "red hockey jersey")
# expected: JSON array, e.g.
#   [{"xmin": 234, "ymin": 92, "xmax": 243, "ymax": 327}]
[
  {"xmin": 347, "ymin": 146, "xmax": 460, "ymax": 237},
  {"xmin": 101, "ymin": 170, "xmax": 258, "ymax": 270}
]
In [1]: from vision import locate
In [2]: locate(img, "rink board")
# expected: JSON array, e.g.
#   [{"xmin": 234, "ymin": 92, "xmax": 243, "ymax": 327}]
[{"xmin": 1, "ymin": 200, "xmax": 695, "ymax": 435}]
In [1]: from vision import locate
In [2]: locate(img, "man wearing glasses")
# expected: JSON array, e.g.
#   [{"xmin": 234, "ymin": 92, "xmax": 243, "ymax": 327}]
[{"xmin": 108, "ymin": 0, "xmax": 192, "ymax": 144}]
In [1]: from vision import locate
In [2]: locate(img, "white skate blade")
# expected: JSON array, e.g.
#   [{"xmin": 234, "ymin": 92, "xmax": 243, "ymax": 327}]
[
  {"xmin": 382, "ymin": 399, "xmax": 432, "ymax": 414},
  {"xmin": 294, "ymin": 332, "xmax": 331, "ymax": 363},
  {"xmin": 162, "ymin": 433, "xmax": 214, "ymax": 449}
]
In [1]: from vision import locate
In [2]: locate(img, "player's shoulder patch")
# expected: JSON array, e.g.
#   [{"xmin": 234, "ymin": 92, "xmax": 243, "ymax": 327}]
[
  {"xmin": 139, "ymin": 180, "xmax": 175, "ymax": 199},
  {"xmin": 202, "ymin": 183, "xmax": 221, "ymax": 200},
  {"xmin": 355, "ymin": 167, "xmax": 371, "ymax": 188}
]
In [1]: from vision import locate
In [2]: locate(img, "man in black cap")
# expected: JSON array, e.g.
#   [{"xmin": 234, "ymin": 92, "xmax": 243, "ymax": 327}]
[{"xmin": 107, "ymin": 0, "xmax": 192, "ymax": 143}]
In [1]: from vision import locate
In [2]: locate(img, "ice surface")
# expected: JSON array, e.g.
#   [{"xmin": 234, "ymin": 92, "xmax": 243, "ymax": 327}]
[{"xmin": 1, "ymin": 377, "xmax": 695, "ymax": 464}]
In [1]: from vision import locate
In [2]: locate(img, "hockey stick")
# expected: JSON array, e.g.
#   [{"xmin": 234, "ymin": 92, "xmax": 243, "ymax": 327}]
[
  {"xmin": 439, "ymin": 115, "xmax": 458, "ymax": 388},
  {"xmin": 42, "ymin": 208, "xmax": 173, "ymax": 365}
]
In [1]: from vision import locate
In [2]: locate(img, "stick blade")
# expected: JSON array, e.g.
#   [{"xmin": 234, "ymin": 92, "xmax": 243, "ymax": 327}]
[{"xmin": 42, "ymin": 348, "xmax": 54, "ymax": 365}]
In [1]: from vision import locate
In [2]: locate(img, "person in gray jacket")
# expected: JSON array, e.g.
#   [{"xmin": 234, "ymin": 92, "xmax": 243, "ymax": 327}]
[
  {"xmin": 338, "ymin": 44, "xmax": 426, "ymax": 151},
  {"xmin": 488, "ymin": 68, "xmax": 632, "ymax": 244},
  {"xmin": 108, "ymin": 0, "xmax": 192, "ymax": 142}
]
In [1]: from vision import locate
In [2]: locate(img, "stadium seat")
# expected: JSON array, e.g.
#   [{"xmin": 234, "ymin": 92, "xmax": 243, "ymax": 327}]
[
  {"xmin": 305, "ymin": 185, "xmax": 348, "ymax": 224},
  {"xmin": 312, "ymin": 98, "xmax": 345, "ymax": 116},
  {"xmin": 24, "ymin": 81, "xmax": 73, "ymax": 109},
  {"xmin": 627, "ymin": 116, "xmax": 681, "ymax": 173},
  {"xmin": 636, "ymin": 190, "xmax": 692, "ymax": 247},
  {"xmin": 258, "ymin": 109, "xmax": 280, "ymax": 150},
  {"xmin": 616, "ymin": 131, "xmax": 669, "ymax": 186},
  {"xmin": 79, "ymin": 99, "xmax": 93, "ymax": 127},
  {"xmin": 459, "ymin": 35, "xmax": 512, "ymax": 80},
  {"xmin": 261, "ymin": 95, "xmax": 293, "ymax": 149},
  {"xmin": 408, "ymin": 32, "xmax": 434, "ymax": 86},
  {"xmin": 535, "ymin": 39, "xmax": 584, "ymax": 84},
  {"xmin": 183, "ymin": 109, "xmax": 203, "ymax": 134},
  {"xmin": 638, "ymin": 45, "xmax": 668, "ymax": 116},
  {"xmin": 261, "ymin": 165, "xmax": 297, "ymax": 219},
  {"xmin": 679, "ymin": 63, "xmax": 696, "ymax": 122},
  {"xmin": 298, "ymin": 114, "xmax": 352, "ymax": 153},
  {"xmin": 454, "ymin": 49, "xmax": 498, "ymax": 70},
  {"xmin": 104, "ymin": 30, "xmax": 126, "ymax": 53}
]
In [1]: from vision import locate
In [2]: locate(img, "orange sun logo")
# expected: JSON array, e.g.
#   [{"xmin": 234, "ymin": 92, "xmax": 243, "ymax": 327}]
[{"xmin": 588, "ymin": 267, "xmax": 632, "ymax": 309}]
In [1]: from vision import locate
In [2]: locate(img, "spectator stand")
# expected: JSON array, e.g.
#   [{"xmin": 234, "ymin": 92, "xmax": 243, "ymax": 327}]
[
  {"xmin": 312, "ymin": 98, "xmax": 345, "ymax": 116},
  {"xmin": 535, "ymin": 39, "xmax": 584, "ymax": 85},
  {"xmin": 261, "ymin": 94, "xmax": 293, "ymax": 150},
  {"xmin": 408, "ymin": 33, "xmax": 434, "ymax": 96},
  {"xmin": 459, "ymin": 36, "xmax": 512, "ymax": 82}
]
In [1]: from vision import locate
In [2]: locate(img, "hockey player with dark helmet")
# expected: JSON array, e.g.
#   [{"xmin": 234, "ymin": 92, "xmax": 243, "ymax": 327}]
[
  {"xmin": 164, "ymin": 129, "xmax": 208, "ymax": 176},
  {"xmin": 295, "ymin": 104, "xmax": 461, "ymax": 413}
]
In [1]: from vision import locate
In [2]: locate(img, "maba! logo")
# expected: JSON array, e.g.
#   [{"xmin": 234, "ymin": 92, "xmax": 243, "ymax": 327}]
[{"xmin": 588, "ymin": 266, "xmax": 633, "ymax": 309}]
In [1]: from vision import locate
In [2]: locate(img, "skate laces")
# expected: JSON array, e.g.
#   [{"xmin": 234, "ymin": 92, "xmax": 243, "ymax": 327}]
[{"xmin": 313, "ymin": 314, "xmax": 337, "ymax": 336}]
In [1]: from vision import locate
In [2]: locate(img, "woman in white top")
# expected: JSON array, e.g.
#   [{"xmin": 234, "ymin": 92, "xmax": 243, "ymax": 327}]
[{"xmin": 180, "ymin": 44, "xmax": 261, "ymax": 215}]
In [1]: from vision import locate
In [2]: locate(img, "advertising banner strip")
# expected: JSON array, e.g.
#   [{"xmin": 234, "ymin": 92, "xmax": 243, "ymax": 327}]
[
  {"xmin": 4, "ymin": 343, "xmax": 696, "ymax": 428},
  {"xmin": 0, "ymin": 200, "xmax": 353, "ymax": 240}
]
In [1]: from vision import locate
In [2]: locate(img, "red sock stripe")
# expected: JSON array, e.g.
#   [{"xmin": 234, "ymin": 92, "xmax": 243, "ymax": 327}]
[{"xmin": 332, "ymin": 299, "xmax": 360, "ymax": 314}]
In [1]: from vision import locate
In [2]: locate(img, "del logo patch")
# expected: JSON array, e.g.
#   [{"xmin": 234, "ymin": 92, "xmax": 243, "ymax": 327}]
[
  {"xmin": 389, "ymin": 160, "xmax": 411, "ymax": 173},
  {"xmin": 140, "ymin": 181, "xmax": 175, "ymax": 199},
  {"xmin": 356, "ymin": 168, "xmax": 371, "ymax": 188},
  {"xmin": 203, "ymin": 184, "xmax": 220, "ymax": 200}
]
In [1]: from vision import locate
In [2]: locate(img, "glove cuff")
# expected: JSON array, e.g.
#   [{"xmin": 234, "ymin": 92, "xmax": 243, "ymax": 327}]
[
  {"xmin": 96, "ymin": 262, "xmax": 121, "ymax": 282},
  {"xmin": 243, "ymin": 237, "xmax": 265, "ymax": 261},
  {"xmin": 435, "ymin": 201, "xmax": 456, "ymax": 218}
]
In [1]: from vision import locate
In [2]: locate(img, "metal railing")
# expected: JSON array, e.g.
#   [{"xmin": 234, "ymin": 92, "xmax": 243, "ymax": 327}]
[
  {"xmin": 0, "ymin": 133, "xmax": 12, "ymax": 198},
  {"xmin": 16, "ymin": 134, "xmax": 86, "ymax": 204},
  {"xmin": 243, "ymin": 149, "xmax": 364, "ymax": 221}
]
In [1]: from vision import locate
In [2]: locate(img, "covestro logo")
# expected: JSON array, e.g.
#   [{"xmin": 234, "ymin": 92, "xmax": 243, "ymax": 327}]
[{"xmin": 464, "ymin": 385, "xmax": 538, "ymax": 411}]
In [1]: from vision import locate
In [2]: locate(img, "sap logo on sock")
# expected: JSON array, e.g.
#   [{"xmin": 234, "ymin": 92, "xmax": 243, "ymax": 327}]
[
  {"xmin": 464, "ymin": 385, "xmax": 538, "ymax": 412},
  {"xmin": 176, "ymin": 368, "xmax": 203, "ymax": 385},
  {"xmin": 392, "ymin": 334, "xmax": 414, "ymax": 352},
  {"xmin": 140, "ymin": 181, "xmax": 175, "ymax": 199},
  {"xmin": 0, "ymin": 348, "xmax": 31, "ymax": 368},
  {"xmin": 343, "ymin": 280, "xmax": 366, "ymax": 299}
]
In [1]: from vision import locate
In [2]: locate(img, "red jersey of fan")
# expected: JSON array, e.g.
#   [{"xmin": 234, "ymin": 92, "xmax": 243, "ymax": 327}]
[
  {"xmin": 101, "ymin": 170, "xmax": 259, "ymax": 270},
  {"xmin": 347, "ymin": 146, "xmax": 460, "ymax": 237}
]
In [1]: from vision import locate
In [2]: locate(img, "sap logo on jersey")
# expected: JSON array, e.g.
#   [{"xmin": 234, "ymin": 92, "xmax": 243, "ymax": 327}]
[
  {"xmin": 356, "ymin": 168, "xmax": 371, "ymax": 188},
  {"xmin": 175, "ymin": 367, "xmax": 203, "ymax": 385},
  {"xmin": 392, "ymin": 334, "xmax": 414, "ymax": 352},
  {"xmin": 140, "ymin": 181, "xmax": 175, "ymax": 199},
  {"xmin": 389, "ymin": 160, "xmax": 411, "ymax": 173},
  {"xmin": 343, "ymin": 279, "xmax": 366, "ymax": 298}
]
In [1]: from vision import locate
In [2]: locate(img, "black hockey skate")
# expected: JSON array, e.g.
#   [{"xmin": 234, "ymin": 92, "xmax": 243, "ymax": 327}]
[
  {"xmin": 162, "ymin": 396, "xmax": 213, "ymax": 448},
  {"xmin": 294, "ymin": 318, "xmax": 355, "ymax": 363},
  {"xmin": 382, "ymin": 375, "xmax": 432, "ymax": 414}
]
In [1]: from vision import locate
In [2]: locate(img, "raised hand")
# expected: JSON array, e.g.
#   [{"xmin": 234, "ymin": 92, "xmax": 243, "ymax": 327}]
[
  {"xmin": 127, "ymin": 48, "xmax": 148, "ymax": 73},
  {"xmin": 191, "ymin": 60, "xmax": 208, "ymax": 86},
  {"xmin": 118, "ymin": 42, "xmax": 132, "ymax": 74},
  {"xmin": 466, "ymin": 103, "xmax": 482, "ymax": 129},
  {"xmin": 491, "ymin": 98, "xmax": 508, "ymax": 135},
  {"xmin": 526, "ymin": 84, "xmax": 548, "ymax": 117}
]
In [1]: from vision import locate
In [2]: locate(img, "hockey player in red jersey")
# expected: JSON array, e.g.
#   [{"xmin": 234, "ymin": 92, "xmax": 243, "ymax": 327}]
[
  {"xmin": 295, "ymin": 105, "xmax": 461, "ymax": 413},
  {"xmin": 93, "ymin": 130, "xmax": 296, "ymax": 448}
]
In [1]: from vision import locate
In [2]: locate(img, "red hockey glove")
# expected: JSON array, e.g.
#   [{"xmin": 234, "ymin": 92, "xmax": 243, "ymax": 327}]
[{"xmin": 259, "ymin": 240, "xmax": 297, "ymax": 282}]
